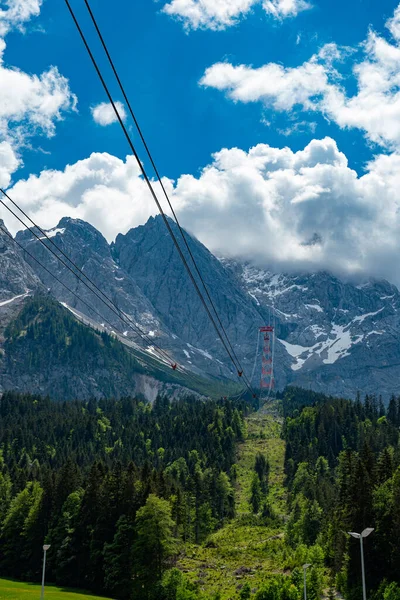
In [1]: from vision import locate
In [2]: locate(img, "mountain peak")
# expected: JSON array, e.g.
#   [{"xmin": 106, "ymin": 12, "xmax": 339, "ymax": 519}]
[{"xmin": 56, "ymin": 216, "xmax": 107, "ymax": 239}]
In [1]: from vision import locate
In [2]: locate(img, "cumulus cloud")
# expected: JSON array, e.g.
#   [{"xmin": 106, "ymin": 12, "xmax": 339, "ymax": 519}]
[
  {"xmin": 0, "ymin": 141, "xmax": 19, "ymax": 188},
  {"xmin": 0, "ymin": 0, "xmax": 77, "ymax": 187},
  {"xmin": 91, "ymin": 101, "xmax": 126, "ymax": 126},
  {"xmin": 7, "ymin": 137, "xmax": 400, "ymax": 286},
  {"xmin": 263, "ymin": 0, "xmax": 311, "ymax": 19},
  {"xmin": 0, "ymin": 0, "xmax": 42, "ymax": 37},
  {"xmin": 3, "ymin": 152, "xmax": 166, "ymax": 237},
  {"xmin": 162, "ymin": 0, "xmax": 310, "ymax": 31},
  {"xmin": 201, "ymin": 3, "xmax": 400, "ymax": 150},
  {"xmin": 0, "ymin": 54, "xmax": 77, "ymax": 143}
]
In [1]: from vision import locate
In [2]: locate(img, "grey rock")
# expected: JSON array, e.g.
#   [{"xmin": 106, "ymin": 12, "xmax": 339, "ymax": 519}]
[
  {"xmin": 225, "ymin": 262, "xmax": 400, "ymax": 398},
  {"xmin": 0, "ymin": 219, "xmax": 41, "ymax": 302},
  {"xmin": 8, "ymin": 214, "xmax": 400, "ymax": 399},
  {"xmin": 112, "ymin": 215, "xmax": 272, "ymax": 380}
]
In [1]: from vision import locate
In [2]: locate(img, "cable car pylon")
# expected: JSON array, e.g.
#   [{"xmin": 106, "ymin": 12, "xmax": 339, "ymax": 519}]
[{"xmin": 259, "ymin": 324, "xmax": 275, "ymax": 409}]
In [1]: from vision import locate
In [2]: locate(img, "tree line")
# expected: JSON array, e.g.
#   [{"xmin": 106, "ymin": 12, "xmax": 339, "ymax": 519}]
[
  {"xmin": 282, "ymin": 387, "xmax": 400, "ymax": 600},
  {"xmin": 0, "ymin": 391, "xmax": 247, "ymax": 599}
]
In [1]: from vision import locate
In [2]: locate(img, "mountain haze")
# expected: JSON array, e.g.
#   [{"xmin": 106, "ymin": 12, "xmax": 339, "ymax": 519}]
[{"xmin": 1, "ymin": 214, "xmax": 400, "ymax": 398}]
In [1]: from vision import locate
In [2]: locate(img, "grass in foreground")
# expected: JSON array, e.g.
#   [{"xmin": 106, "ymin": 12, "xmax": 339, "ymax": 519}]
[
  {"xmin": 0, "ymin": 578, "xmax": 114, "ymax": 600},
  {"xmin": 178, "ymin": 404, "xmax": 291, "ymax": 599}
]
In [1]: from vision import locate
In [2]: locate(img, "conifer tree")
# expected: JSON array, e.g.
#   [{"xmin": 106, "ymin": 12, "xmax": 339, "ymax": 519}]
[
  {"xmin": 103, "ymin": 515, "xmax": 135, "ymax": 599},
  {"xmin": 133, "ymin": 494, "xmax": 176, "ymax": 598},
  {"xmin": 250, "ymin": 473, "xmax": 262, "ymax": 514}
]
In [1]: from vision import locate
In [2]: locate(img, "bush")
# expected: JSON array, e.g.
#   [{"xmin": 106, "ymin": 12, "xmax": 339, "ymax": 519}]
[
  {"xmin": 240, "ymin": 583, "xmax": 252, "ymax": 599},
  {"xmin": 383, "ymin": 582, "xmax": 400, "ymax": 600},
  {"xmin": 161, "ymin": 568, "xmax": 199, "ymax": 600}
]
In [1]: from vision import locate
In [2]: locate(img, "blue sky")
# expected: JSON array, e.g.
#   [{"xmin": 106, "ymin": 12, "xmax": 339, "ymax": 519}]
[
  {"xmin": 3, "ymin": 0, "xmax": 400, "ymax": 284},
  {"xmin": 5, "ymin": 0, "xmax": 398, "ymax": 179}
]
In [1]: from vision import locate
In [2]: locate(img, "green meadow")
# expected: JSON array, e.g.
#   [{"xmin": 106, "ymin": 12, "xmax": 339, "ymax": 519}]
[{"xmin": 0, "ymin": 578, "xmax": 113, "ymax": 600}]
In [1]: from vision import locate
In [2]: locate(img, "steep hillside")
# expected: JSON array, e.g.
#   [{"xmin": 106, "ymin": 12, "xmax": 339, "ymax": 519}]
[
  {"xmin": 15, "ymin": 217, "xmax": 163, "ymax": 341},
  {"xmin": 0, "ymin": 220, "xmax": 41, "ymax": 303},
  {"xmin": 10, "ymin": 214, "xmax": 400, "ymax": 398},
  {"xmin": 226, "ymin": 262, "xmax": 400, "ymax": 397},
  {"xmin": 112, "ymin": 215, "xmax": 272, "ymax": 379},
  {"xmin": 0, "ymin": 296, "xmax": 223, "ymax": 401}
]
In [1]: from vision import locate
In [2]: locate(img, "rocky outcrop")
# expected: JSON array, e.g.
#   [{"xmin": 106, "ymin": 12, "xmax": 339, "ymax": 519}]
[
  {"xmin": 225, "ymin": 263, "xmax": 400, "ymax": 398},
  {"xmin": 8, "ymin": 214, "xmax": 400, "ymax": 399}
]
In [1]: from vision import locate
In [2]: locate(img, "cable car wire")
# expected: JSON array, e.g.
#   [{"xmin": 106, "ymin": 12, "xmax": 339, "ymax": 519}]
[
  {"xmin": 0, "ymin": 187, "xmax": 175, "ymax": 366},
  {"xmin": 64, "ymin": 0, "xmax": 256, "ymax": 397},
  {"xmin": 0, "ymin": 190, "xmax": 178, "ymax": 368},
  {"xmin": 0, "ymin": 192, "xmax": 223, "ymax": 391},
  {"xmin": 0, "ymin": 222, "xmax": 208, "ymax": 392},
  {"xmin": 82, "ymin": 0, "xmax": 251, "ymax": 388}
]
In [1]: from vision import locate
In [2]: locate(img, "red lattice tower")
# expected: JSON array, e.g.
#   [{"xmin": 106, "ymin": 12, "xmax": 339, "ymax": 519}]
[{"xmin": 260, "ymin": 325, "xmax": 274, "ymax": 390}]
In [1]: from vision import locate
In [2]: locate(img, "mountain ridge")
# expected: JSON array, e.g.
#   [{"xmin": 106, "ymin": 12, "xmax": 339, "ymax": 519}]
[{"xmin": 2, "ymin": 214, "xmax": 400, "ymax": 398}]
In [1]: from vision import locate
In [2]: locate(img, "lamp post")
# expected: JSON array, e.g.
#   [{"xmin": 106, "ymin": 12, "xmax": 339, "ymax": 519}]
[
  {"xmin": 40, "ymin": 544, "xmax": 51, "ymax": 600},
  {"xmin": 303, "ymin": 563, "xmax": 311, "ymax": 600},
  {"xmin": 347, "ymin": 528, "xmax": 374, "ymax": 600}
]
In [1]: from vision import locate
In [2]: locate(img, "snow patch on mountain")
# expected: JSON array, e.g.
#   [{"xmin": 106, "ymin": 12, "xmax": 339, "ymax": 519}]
[
  {"xmin": 0, "ymin": 291, "xmax": 31, "ymax": 307},
  {"xmin": 39, "ymin": 227, "xmax": 65, "ymax": 240},
  {"xmin": 352, "ymin": 308, "xmax": 384, "ymax": 324},
  {"xmin": 279, "ymin": 322, "xmax": 367, "ymax": 371},
  {"xmin": 305, "ymin": 303, "xmax": 323, "ymax": 313}
]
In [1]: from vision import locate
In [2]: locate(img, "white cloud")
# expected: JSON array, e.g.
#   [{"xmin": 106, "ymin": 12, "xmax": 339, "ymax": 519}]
[
  {"xmin": 7, "ymin": 137, "xmax": 400, "ymax": 286},
  {"xmin": 91, "ymin": 101, "xmax": 126, "ymax": 126},
  {"xmin": 0, "ymin": 54, "xmax": 77, "ymax": 143},
  {"xmin": 0, "ymin": 141, "xmax": 19, "ymax": 187},
  {"xmin": 387, "ymin": 4, "xmax": 400, "ymax": 41},
  {"xmin": 162, "ymin": 0, "xmax": 310, "ymax": 31},
  {"xmin": 0, "ymin": 0, "xmax": 77, "ymax": 187},
  {"xmin": 263, "ymin": 0, "xmax": 311, "ymax": 19},
  {"xmin": 201, "ymin": 3, "xmax": 400, "ymax": 150},
  {"xmin": 0, "ymin": 0, "xmax": 42, "ymax": 37},
  {"xmin": 3, "ymin": 152, "xmax": 164, "ymax": 237},
  {"xmin": 201, "ymin": 47, "xmax": 333, "ymax": 109}
]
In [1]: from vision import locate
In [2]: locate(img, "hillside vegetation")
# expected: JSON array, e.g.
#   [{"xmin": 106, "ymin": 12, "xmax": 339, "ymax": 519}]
[
  {"xmin": 178, "ymin": 408, "xmax": 315, "ymax": 598},
  {"xmin": 0, "ymin": 388, "xmax": 399, "ymax": 599},
  {"xmin": 1, "ymin": 296, "xmax": 234, "ymax": 399}
]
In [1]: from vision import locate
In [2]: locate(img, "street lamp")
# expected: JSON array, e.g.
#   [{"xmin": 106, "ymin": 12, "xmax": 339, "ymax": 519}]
[
  {"xmin": 347, "ymin": 528, "xmax": 374, "ymax": 600},
  {"xmin": 303, "ymin": 563, "xmax": 312, "ymax": 600},
  {"xmin": 40, "ymin": 544, "xmax": 51, "ymax": 600}
]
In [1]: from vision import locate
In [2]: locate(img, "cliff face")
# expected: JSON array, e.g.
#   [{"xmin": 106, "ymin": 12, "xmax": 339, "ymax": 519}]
[
  {"xmin": 225, "ymin": 262, "xmax": 400, "ymax": 397},
  {"xmin": 0, "ymin": 220, "xmax": 43, "ymax": 365},
  {"xmin": 0, "ymin": 296, "xmax": 206, "ymax": 401},
  {"xmin": 4, "ymin": 214, "xmax": 400, "ymax": 399}
]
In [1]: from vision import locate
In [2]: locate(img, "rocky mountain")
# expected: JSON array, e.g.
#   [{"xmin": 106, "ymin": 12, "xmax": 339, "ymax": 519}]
[
  {"xmin": 3, "ymin": 213, "xmax": 400, "ymax": 399},
  {"xmin": 15, "ymin": 217, "xmax": 162, "ymax": 340},
  {"xmin": 112, "ymin": 216, "xmax": 271, "ymax": 379},
  {"xmin": 0, "ymin": 295, "xmax": 209, "ymax": 401},
  {"xmin": 224, "ymin": 262, "xmax": 400, "ymax": 398},
  {"xmin": 0, "ymin": 219, "xmax": 226, "ymax": 401},
  {"xmin": 0, "ymin": 220, "xmax": 42, "ymax": 354},
  {"xmin": 0, "ymin": 219, "xmax": 41, "ymax": 303}
]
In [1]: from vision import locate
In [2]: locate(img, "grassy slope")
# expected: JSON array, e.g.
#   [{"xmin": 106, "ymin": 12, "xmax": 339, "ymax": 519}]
[
  {"xmin": 4, "ymin": 295, "xmax": 239, "ymax": 400},
  {"xmin": 0, "ymin": 578, "xmax": 113, "ymax": 599},
  {"xmin": 178, "ymin": 405, "xmax": 289, "ymax": 598}
]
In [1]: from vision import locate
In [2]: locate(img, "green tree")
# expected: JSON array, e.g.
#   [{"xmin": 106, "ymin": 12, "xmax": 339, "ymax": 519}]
[
  {"xmin": 0, "ymin": 472, "xmax": 12, "ymax": 527},
  {"xmin": 161, "ymin": 568, "xmax": 198, "ymax": 600},
  {"xmin": 103, "ymin": 515, "xmax": 135, "ymax": 599},
  {"xmin": 133, "ymin": 494, "xmax": 176, "ymax": 598},
  {"xmin": 49, "ymin": 490, "xmax": 83, "ymax": 585},
  {"xmin": 254, "ymin": 579, "xmax": 281, "ymax": 600},
  {"xmin": 250, "ymin": 474, "xmax": 262, "ymax": 514},
  {"xmin": 0, "ymin": 481, "xmax": 43, "ymax": 577},
  {"xmin": 383, "ymin": 582, "xmax": 400, "ymax": 600},
  {"xmin": 240, "ymin": 582, "xmax": 252, "ymax": 599},
  {"xmin": 255, "ymin": 452, "xmax": 270, "ymax": 493}
]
